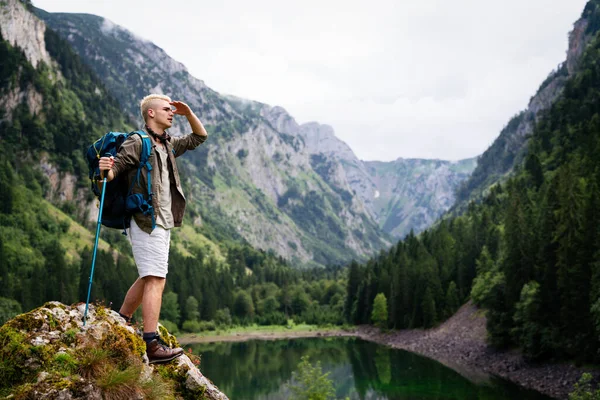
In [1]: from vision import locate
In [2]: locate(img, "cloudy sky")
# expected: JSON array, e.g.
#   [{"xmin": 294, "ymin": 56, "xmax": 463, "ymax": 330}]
[{"xmin": 34, "ymin": 0, "xmax": 588, "ymax": 161}]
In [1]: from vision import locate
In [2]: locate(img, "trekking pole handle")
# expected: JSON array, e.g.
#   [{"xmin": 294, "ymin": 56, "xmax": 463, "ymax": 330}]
[{"xmin": 98, "ymin": 155, "xmax": 114, "ymax": 180}]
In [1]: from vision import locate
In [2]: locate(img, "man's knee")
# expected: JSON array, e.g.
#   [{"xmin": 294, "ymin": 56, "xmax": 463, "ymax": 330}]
[{"xmin": 142, "ymin": 275, "xmax": 166, "ymax": 288}]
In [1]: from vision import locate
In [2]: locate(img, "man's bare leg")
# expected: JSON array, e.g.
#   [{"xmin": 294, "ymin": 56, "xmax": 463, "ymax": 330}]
[
  {"xmin": 141, "ymin": 275, "xmax": 166, "ymax": 334},
  {"xmin": 119, "ymin": 277, "xmax": 146, "ymax": 319},
  {"xmin": 140, "ymin": 275, "xmax": 182, "ymax": 364}
]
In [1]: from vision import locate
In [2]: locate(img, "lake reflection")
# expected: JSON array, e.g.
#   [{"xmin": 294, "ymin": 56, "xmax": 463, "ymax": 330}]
[{"xmin": 187, "ymin": 337, "xmax": 551, "ymax": 400}]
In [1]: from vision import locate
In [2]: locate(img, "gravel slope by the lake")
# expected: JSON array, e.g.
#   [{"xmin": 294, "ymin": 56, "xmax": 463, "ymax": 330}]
[{"xmin": 352, "ymin": 302, "xmax": 595, "ymax": 400}]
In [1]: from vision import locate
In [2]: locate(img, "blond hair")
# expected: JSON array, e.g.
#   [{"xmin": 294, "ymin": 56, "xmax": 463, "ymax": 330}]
[{"xmin": 140, "ymin": 94, "xmax": 172, "ymax": 122}]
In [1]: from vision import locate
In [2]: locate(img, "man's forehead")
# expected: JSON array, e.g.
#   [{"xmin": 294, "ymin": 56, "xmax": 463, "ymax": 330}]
[{"xmin": 151, "ymin": 99, "xmax": 172, "ymax": 108}]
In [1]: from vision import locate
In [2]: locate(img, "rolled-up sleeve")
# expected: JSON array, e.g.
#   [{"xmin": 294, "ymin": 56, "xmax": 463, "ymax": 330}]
[
  {"xmin": 112, "ymin": 135, "xmax": 142, "ymax": 178},
  {"xmin": 171, "ymin": 133, "xmax": 207, "ymax": 158}
]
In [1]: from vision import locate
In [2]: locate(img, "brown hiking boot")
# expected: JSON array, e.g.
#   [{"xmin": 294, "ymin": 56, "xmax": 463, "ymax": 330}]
[{"xmin": 146, "ymin": 339, "xmax": 184, "ymax": 364}]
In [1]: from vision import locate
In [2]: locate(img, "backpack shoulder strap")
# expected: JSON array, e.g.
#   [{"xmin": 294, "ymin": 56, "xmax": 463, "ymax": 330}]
[
  {"xmin": 128, "ymin": 130, "xmax": 156, "ymax": 230},
  {"xmin": 133, "ymin": 130, "xmax": 152, "ymax": 164}
]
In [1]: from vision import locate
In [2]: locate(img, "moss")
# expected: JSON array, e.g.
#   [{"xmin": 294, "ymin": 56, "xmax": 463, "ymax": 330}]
[
  {"xmin": 117, "ymin": 324, "xmax": 146, "ymax": 357},
  {"xmin": 155, "ymin": 363, "xmax": 206, "ymax": 400},
  {"xmin": 52, "ymin": 352, "xmax": 79, "ymax": 376},
  {"xmin": 41, "ymin": 310, "xmax": 60, "ymax": 331},
  {"xmin": 6, "ymin": 312, "xmax": 45, "ymax": 332},
  {"xmin": 11, "ymin": 373, "xmax": 76, "ymax": 400},
  {"xmin": 155, "ymin": 362, "xmax": 188, "ymax": 388},
  {"xmin": 42, "ymin": 302, "xmax": 67, "ymax": 311},
  {"xmin": 5, "ymin": 303, "xmax": 66, "ymax": 333},
  {"xmin": 0, "ymin": 326, "xmax": 32, "ymax": 387},
  {"xmin": 62, "ymin": 328, "xmax": 78, "ymax": 346},
  {"xmin": 95, "ymin": 305, "xmax": 108, "ymax": 319},
  {"xmin": 10, "ymin": 383, "xmax": 35, "ymax": 400},
  {"xmin": 46, "ymin": 375, "xmax": 75, "ymax": 391},
  {"xmin": 101, "ymin": 324, "xmax": 146, "ymax": 360},
  {"xmin": 158, "ymin": 324, "xmax": 181, "ymax": 348},
  {"xmin": 40, "ymin": 372, "xmax": 76, "ymax": 391},
  {"xmin": 30, "ymin": 344, "xmax": 56, "ymax": 367}
]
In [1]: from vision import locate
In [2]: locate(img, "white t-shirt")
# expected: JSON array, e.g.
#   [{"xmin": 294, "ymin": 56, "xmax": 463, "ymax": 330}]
[{"xmin": 154, "ymin": 143, "xmax": 174, "ymax": 230}]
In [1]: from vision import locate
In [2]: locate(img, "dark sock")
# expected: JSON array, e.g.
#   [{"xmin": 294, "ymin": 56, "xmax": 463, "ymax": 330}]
[
  {"xmin": 118, "ymin": 312, "xmax": 132, "ymax": 323},
  {"xmin": 143, "ymin": 332, "xmax": 158, "ymax": 344}
]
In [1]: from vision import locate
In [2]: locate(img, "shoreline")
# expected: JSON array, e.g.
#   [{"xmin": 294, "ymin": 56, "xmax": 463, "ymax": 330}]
[
  {"xmin": 180, "ymin": 303, "xmax": 597, "ymax": 400},
  {"xmin": 179, "ymin": 328, "xmax": 354, "ymax": 344}
]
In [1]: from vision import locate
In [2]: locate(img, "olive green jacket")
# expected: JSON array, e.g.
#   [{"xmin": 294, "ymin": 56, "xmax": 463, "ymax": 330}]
[{"xmin": 112, "ymin": 130, "xmax": 207, "ymax": 233}]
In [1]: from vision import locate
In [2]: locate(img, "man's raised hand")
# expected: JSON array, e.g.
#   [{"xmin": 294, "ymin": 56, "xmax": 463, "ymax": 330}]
[{"xmin": 170, "ymin": 101, "xmax": 192, "ymax": 116}]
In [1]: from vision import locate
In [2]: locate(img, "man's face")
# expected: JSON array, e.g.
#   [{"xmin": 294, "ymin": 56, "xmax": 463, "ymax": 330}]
[{"xmin": 148, "ymin": 99, "xmax": 174, "ymax": 130}]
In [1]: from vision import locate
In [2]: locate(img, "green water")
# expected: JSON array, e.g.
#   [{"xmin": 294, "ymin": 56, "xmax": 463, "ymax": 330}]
[{"xmin": 187, "ymin": 337, "xmax": 552, "ymax": 400}]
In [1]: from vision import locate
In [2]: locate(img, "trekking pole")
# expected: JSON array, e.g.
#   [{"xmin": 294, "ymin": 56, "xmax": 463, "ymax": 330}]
[{"xmin": 83, "ymin": 166, "xmax": 109, "ymax": 326}]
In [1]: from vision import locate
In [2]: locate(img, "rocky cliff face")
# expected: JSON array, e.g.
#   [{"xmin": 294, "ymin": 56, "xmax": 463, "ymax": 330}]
[
  {"xmin": 0, "ymin": 0, "xmax": 49, "ymax": 121},
  {"xmin": 365, "ymin": 158, "xmax": 477, "ymax": 237},
  {"xmin": 33, "ymin": 8, "xmax": 392, "ymax": 265},
  {"xmin": 0, "ymin": 301, "xmax": 228, "ymax": 399},
  {"xmin": 290, "ymin": 118, "xmax": 476, "ymax": 237},
  {"xmin": 0, "ymin": 0, "xmax": 50, "ymax": 68}
]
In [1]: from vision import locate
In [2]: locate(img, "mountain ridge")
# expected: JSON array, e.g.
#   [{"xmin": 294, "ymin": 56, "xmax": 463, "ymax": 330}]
[
  {"xmin": 453, "ymin": 6, "xmax": 598, "ymax": 209},
  {"xmin": 34, "ymin": 6, "xmax": 476, "ymax": 257}
]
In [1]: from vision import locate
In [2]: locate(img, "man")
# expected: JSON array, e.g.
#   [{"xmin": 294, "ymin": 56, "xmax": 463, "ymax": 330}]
[{"xmin": 98, "ymin": 94, "xmax": 208, "ymax": 363}]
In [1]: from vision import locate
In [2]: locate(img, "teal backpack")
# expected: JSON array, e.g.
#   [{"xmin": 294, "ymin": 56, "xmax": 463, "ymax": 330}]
[{"xmin": 86, "ymin": 130, "xmax": 156, "ymax": 232}]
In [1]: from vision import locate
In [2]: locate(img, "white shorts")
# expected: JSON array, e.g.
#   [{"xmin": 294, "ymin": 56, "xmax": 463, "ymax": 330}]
[{"xmin": 129, "ymin": 218, "xmax": 171, "ymax": 278}]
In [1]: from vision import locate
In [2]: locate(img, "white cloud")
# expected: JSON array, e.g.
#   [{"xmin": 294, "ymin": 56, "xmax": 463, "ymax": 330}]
[{"xmin": 33, "ymin": 0, "xmax": 589, "ymax": 161}]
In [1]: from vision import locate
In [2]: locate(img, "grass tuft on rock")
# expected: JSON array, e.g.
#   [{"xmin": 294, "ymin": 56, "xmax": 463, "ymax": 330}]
[{"xmin": 96, "ymin": 363, "xmax": 142, "ymax": 400}]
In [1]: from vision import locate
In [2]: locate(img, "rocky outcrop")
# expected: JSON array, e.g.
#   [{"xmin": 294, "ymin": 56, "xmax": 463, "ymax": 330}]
[
  {"xmin": 0, "ymin": 0, "xmax": 51, "ymax": 68},
  {"xmin": 0, "ymin": 301, "xmax": 228, "ymax": 399},
  {"xmin": 0, "ymin": 0, "xmax": 50, "ymax": 122},
  {"xmin": 566, "ymin": 18, "xmax": 591, "ymax": 75},
  {"xmin": 455, "ymin": 9, "xmax": 595, "ymax": 206}
]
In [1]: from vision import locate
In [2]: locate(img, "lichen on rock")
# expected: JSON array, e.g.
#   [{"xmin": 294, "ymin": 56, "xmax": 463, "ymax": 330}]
[{"xmin": 0, "ymin": 302, "xmax": 228, "ymax": 399}]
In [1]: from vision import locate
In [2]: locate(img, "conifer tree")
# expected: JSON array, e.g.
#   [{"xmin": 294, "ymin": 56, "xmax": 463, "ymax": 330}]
[
  {"xmin": 554, "ymin": 165, "xmax": 589, "ymax": 355},
  {"xmin": 444, "ymin": 282, "xmax": 460, "ymax": 319},
  {"xmin": 421, "ymin": 287, "xmax": 437, "ymax": 328},
  {"xmin": 185, "ymin": 296, "xmax": 200, "ymax": 322},
  {"xmin": 371, "ymin": 293, "xmax": 388, "ymax": 328},
  {"xmin": 0, "ymin": 236, "xmax": 7, "ymax": 298},
  {"xmin": 345, "ymin": 261, "xmax": 362, "ymax": 323}
]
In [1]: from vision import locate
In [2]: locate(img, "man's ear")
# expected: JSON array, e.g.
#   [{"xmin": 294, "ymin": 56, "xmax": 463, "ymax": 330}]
[{"xmin": 147, "ymin": 108, "xmax": 155, "ymax": 119}]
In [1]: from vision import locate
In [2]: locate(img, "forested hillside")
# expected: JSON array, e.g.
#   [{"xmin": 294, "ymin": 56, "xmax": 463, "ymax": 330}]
[{"xmin": 346, "ymin": 0, "xmax": 600, "ymax": 363}]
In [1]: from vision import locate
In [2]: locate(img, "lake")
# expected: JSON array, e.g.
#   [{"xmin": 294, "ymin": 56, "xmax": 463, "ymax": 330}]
[{"xmin": 187, "ymin": 337, "xmax": 552, "ymax": 400}]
